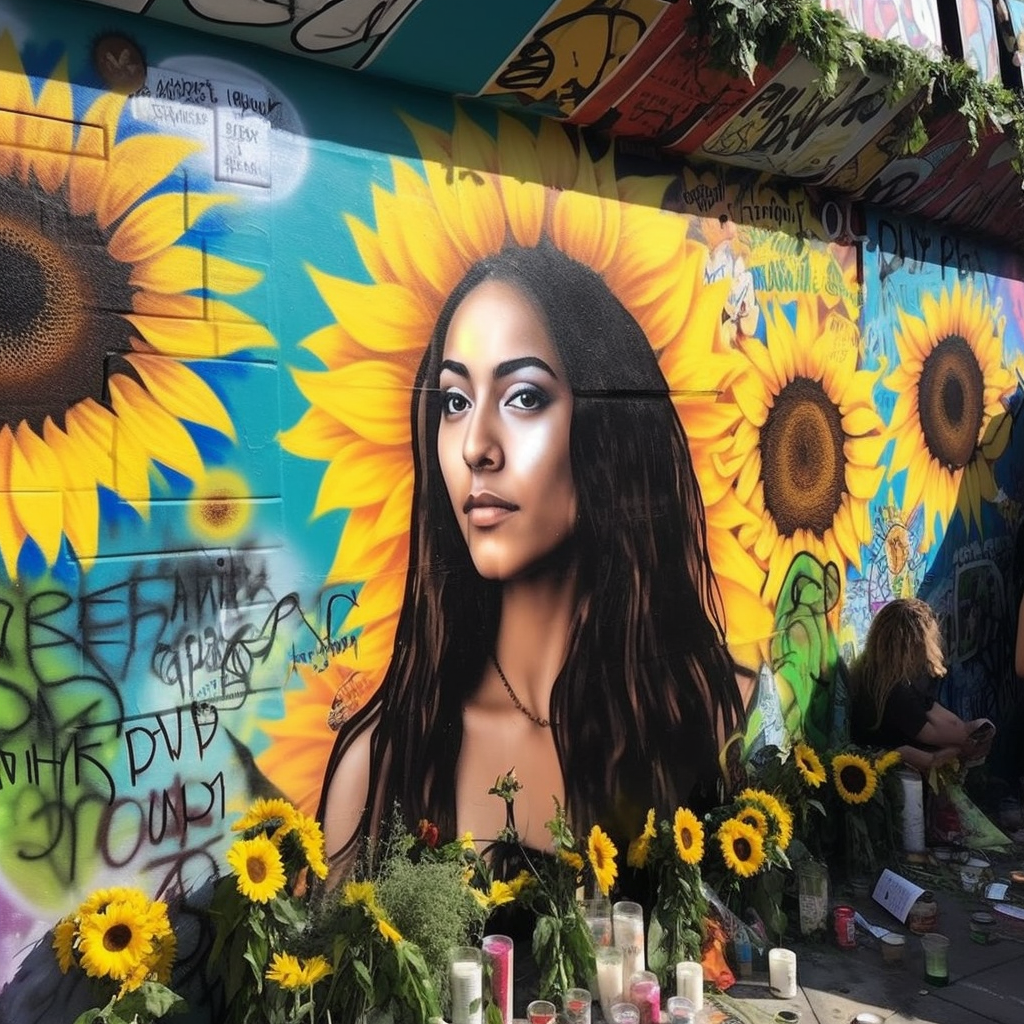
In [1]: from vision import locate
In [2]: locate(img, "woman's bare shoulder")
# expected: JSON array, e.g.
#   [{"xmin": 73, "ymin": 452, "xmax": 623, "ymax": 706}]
[{"xmin": 322, "ymin": 717, "xmax": 378, "ymax": 873}]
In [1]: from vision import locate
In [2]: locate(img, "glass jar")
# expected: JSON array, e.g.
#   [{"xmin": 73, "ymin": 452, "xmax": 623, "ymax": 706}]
[{"xmin": 907, "ymin": 891, "xmax": 939, "ymax": 935}]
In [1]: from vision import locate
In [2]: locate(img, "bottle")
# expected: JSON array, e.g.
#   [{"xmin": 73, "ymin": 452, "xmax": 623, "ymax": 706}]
[{"xmin": 907, "ymin": 892, "xmax": 938, "ymax": 935}]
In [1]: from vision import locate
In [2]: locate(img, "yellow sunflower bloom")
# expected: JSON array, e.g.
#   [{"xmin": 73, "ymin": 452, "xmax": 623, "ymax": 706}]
[
  {"xmin": 736, "ymin": 806, "xmax": 769, "ymax": 837},
  {"xmin": 874, "ymin": 749, "xmax": 902, "ymax": 776},
  {"xmin": 292, "ymin": 813, "xmax": 330, "ymax": 879},
  {"xmin": 717, "ymin": 818, "xmax": 766, "ymax": 878},
  {"xmin": 559, "ymin": 850, "xmax": 585, "ymax": 873},
  {"xmin": 78, "ymin": 887, "xmax": 150, "ymax": 917},
  {"xmin": 488, "ymin": 881, "xmax": 516, "ymax": 908},
  {"xmin": 719, "ymin": 296, "xmax": 886, "ymax": 602},
  {"xmin": 77, "ymin": 903, "xmax": 155, "ymax": 981},
  {"xmin": 794, "ymin": 742, "xmax": 827, "ymax": 787},
  {"xmin": 587, "ymin": 825, "xmax": 619, "ymax": 896},
  {"xmin": 226, "ymin": 835, "xmax": 287, "ymax": 903},
  {"xmin": 150, "ymin": 930, "xmax": 177, "ymax": 986},
  {"xmin": 737, "ymin": 788, "xmax": 794, "ymax": 851},
  {"xmin": 507, "ymin": 870, "xmax": 535, "ymax": 898},
  {"xmin": 52, "ymin": 917, "xmax": 77, "ymax": 973},
  {"xmin": 673, "ymin": 807, "xmax": 704, "ymax": 865},
  {"xmin": 343, "ymin": 879, "xmax": 377, "ymax": 905},
  {"xmin": 627, "ymin": 808, "xmax": 657, "ymax": 869},
  {"xmin": 301, "ymin": 955, "xmax": 334, "ymax": 984},
  {"xmin": 267, "ymin": 107, "xmax": 770, "ymax": 794},
  {"xmin": 832, "ymin": 753, "xmax": 879, "ymax": 804},
  {"xmin": 378, "ymin": 918, "xmax": 404, "ymax": 944},
  {"xmin": 0, "ymin": 33, "xmax": 271, "ymax": 576},
  {"xmin": 266, "ymin": 951, "xmax": 305, "ymax": 990},
  {"xmin": 885, "ymin": 279, "xmax": 1014, "ymax": 550},
  {"xmin": 231, "ymin": 797, "xmax": 298, "ymax": 836}
]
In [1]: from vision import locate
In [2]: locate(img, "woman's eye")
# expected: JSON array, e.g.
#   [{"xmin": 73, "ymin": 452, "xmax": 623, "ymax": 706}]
[
  {"xmin": 506, "ymin": 385, "xmax": 549, "ymax": 412},
  {"xmin": 442, "ymin": 390, "xmax": 470, "ymax": 416}
]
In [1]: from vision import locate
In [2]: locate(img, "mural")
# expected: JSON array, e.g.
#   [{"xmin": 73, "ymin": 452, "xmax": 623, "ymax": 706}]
[{"xmin": 1, "ymin": 0, "xmax": 1024, "ymax": 1019}]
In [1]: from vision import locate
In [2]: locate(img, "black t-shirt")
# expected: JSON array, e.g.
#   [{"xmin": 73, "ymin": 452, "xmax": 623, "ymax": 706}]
[{"xmin": 852, "ymin": 681, "xmax": 935, "ymax": 751}]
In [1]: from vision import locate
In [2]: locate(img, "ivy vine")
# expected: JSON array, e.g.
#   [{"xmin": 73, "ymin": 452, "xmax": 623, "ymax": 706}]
[{"xmin": 690, "ymin": 0, "xmax": 1024, "ymax": 173}]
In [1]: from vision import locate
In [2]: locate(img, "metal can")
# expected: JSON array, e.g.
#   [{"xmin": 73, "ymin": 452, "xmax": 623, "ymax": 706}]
[{"xmin": 834, "ymin": 905, "xmax": 856, "ymax": 949}]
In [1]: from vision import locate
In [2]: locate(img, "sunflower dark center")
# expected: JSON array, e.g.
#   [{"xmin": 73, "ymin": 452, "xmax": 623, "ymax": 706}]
[
  {"xmin": 680, "ymin": 828, "xmax": 693, "ymax": 848},
  {"xmin": 0, "ymin": 176, "xmax": 137, "ymax": 432},
  {"xmin": 202, "ymin": 496, "xmax": 235, "ymax": 528},
  {"xmin": 103, "ymin": 923, "xmax": 133, "ymax": 952},
  {"xmin": 760, "ymin": 376, "xmax": 846, "ymax": 538},
  {"xmin": 840, "ymin": 764, "xmax": 866, "ymax": 793},
  {"xmin": 918, "ymin": 335, "xmax": 984, "ymax": 471},
  {"xmin": 247, "ymin": 856, "xmax": 268, "ymax": 883},
  {"xmin": 734, "ymin": 837, "xmax": 752, "ymax": 860}
]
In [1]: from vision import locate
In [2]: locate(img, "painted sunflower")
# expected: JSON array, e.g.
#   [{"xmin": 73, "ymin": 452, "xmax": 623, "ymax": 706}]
[
  {"xmin": 794, "ymin": 742, "xmax": 827, "ymax": 787},
  {"xmin": 0, "ymin": 34, "xmax": 270, "ymax": 576},
  {"xmin": 77, "ymin": 902, "xmax": 155, "ymax": 981},
  {"xmin": 673, "ymin": 807, "xmax": 704, "ymax": 865},
  {"xmin": 587, "ymin": 825, "xmax": 619, "ymax": 896},
  {"xmin": 627, "ymin": 808, "xmax": 657, "ymax": 869},
  {"xmin": 832, "ymin": 753, "xmax": 878, "ymax": 805},
  {"xmin": 267, "ymin": 108, "xmax": 769, "ymax": 799},
  {"xmin": 716, "ymin": 818, "xmax": 765, "ymax": 878},
  {"xmin": 226, "ymin": 834, "xmax": 287, "ymax": 903},
  {"xmin": 874, "ymin": 749, "xmax": 902, "ymax": 776},
  {"xmin": 886, "ymin": 280, "xmax": 1013, "ymax": 550},
  {"xmin": 722, "ymin": 297, "xmax": 886, "ymax": 601}
]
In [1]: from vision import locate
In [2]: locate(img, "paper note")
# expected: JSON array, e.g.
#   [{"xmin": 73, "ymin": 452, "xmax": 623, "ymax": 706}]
[{"xmin": 872, "ymin": 868, "xmax": 925, "ymax": 923}]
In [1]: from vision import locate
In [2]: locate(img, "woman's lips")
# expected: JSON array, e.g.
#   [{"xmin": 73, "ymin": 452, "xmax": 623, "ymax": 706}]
[{"xmin": 464, "ymin": 492, "xmax": 518, "ymax": 527}]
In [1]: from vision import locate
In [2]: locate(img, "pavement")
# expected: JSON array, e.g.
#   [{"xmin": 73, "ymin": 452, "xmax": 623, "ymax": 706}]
[{"xmin": 717, "ymin": 872, "xmax": 1024, "ymax": 1024}]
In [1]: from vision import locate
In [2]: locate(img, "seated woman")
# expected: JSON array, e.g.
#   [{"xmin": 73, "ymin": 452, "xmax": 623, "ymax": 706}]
[{"xmin": 851, "ymin": 598, "xmax": 994, "ymax": 773}]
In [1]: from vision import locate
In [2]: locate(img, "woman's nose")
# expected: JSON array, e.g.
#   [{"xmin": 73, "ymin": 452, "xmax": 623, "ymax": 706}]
[{"xmin": 462, "ymin": 405, "xmax": 503, "ymax": 470}]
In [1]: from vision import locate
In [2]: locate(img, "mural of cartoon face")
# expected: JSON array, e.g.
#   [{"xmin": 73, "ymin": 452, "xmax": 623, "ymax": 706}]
[{"xmin": 437, "ymin": 279, "xmax": 577, "ymax": 582}]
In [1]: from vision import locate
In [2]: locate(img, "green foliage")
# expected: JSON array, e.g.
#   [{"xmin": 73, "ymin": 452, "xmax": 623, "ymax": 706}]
[
  {"xmin": 690, "ymin": 0, "xmax": 1024, "ymax": 174},
  {"xmin": 71, "ymin": 984, "xmax": 187, "ymax": 1024}
]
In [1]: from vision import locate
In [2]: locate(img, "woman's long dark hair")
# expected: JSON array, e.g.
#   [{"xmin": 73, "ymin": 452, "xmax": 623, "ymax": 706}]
[{"xmin": 318, "ymin": 241, "xmax": 745, "ymax": 859}]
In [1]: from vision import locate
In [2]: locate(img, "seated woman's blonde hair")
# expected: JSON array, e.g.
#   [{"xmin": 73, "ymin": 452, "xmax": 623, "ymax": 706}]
[{"xmin": 855, "ymin": 597, "xmax": 946, "ymax": 726}]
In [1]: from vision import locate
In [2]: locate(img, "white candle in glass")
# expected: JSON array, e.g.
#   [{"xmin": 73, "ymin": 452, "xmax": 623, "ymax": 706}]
[
  {"xmin": 612, "ymin": 901, "xmax": 645, "ymax": 983},
  {"xmin": 595, "ymin": 946, "xmax": 624, "ymax": 1019},
  {"xmin": 450, "ymin": 948, "xmax": 483, "ymax": 1024},
  {"xmin": 768, "ymin": 948, "xmax": 797, "ymax": 999},
  {"xmin": 674, "ymin": 961, "xmax": 703, "ymax": 1012}
]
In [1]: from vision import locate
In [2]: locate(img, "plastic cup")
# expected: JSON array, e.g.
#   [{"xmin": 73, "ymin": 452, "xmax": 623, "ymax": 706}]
[
  {"xmin": 627, "ymin": 970, "xmax": 660, "ymax": 1024},
  {"xmin": 563, "ymin": 988, "xmax": 591, "ymax": 1024},
  {"xmin": 666, "ymin": 996, "xmax": 695, "ymax": 1023},
  {"xmin": 921, "ymin": 933, "xmax": 950, "ymax": 986},
  {"xmin": 880, "ymin": 932, "xmax": 905, "ymax": 967},
  {"xmin": 609, "ymin": 1003, "xmax": 640, "ymax": 1024},
  {"xmin": 527, "ymin": 1000, "xmax": 556, "ymax": 1024}
]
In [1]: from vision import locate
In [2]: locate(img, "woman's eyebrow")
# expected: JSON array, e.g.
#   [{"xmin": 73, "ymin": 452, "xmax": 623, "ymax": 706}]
[
  {"xmin": 494, "ymin": 356, "xmax": 558, "ymax": 380},
  {"xmin": 440, "ymin": 359, "xmax": 469, "ymax": 377}
]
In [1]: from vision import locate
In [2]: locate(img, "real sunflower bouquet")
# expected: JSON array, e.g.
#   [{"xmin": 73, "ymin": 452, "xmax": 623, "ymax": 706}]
[
  {"xmin": 704, "ymin": 787, "xmax": 795, "ymax": 938},
  {"xmin": 487, "ymin": 770, "xmax": 619, "ymax": 1000},
  {"xmin": 206, "ymin": 796, "xmax": 332, "ymax": 1024},
  {"xmin": 827, "ymin": 746, "xmax": 903, "ymax": 880},
  {"xmin": 626, "ymin": 807, "xmax": 707, "ymax": 990},
  {"xmin": 52, "ymin": 886, "xmax": 184, "ymax": 1024}
]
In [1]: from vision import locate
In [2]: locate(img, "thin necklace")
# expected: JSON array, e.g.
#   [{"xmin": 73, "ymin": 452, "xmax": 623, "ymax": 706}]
[{"xmin": 491, "ymin": 654, "xmax": 553, "ymax": 728}]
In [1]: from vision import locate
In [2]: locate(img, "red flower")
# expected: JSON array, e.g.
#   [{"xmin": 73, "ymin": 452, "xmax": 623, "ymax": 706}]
[{"xmin": 417, "ymin": 819, "xmax": 439, "ymax": 848}]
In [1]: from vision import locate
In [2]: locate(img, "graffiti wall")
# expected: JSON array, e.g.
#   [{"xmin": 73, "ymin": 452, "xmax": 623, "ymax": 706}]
[{"xmin": 1, "ymin": 0, "xmax": 1023, "ymax": 1018}]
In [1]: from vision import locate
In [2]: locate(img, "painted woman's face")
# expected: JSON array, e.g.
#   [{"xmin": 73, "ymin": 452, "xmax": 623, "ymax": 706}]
[{"xmin": 437, "ymin": 278, "xmax": 576, "ymax": 581}]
